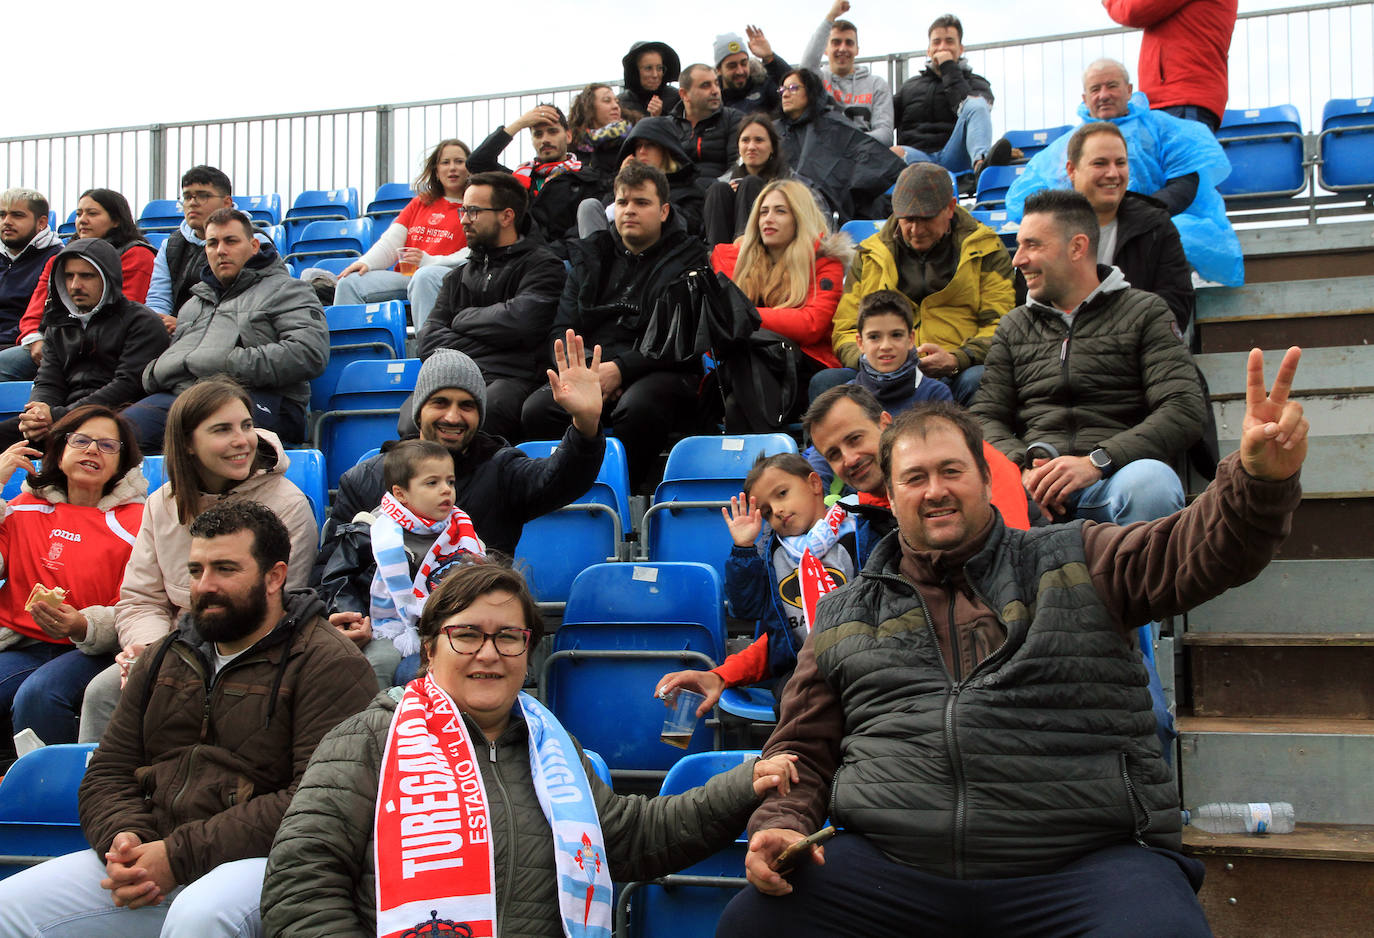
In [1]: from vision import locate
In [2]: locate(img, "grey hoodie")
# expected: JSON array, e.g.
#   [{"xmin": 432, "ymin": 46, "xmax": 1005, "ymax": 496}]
[{"xmin": 802, "ymin": 16, "xmax": 895, "ymax": 144}]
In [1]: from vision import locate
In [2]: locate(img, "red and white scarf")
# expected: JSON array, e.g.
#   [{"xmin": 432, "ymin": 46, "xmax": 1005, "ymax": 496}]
[
  {"xmin": 375, "ymin": 675, "xmax": 612, "ymax": 937},
  {"xmin": 512, "ymin": 155, "xmax": 583, "ymax": 194}
]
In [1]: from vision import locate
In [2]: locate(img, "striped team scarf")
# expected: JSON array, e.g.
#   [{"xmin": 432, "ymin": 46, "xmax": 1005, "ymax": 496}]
[
  {"xmin": 369, "ymin": 494, "xmax": 485, "ymax": 657},
  {"xmin": 374, "ymin": 675, "xmax": 612, "ymax": 938},
  {"xmin": 511, "ymin": 155, "xmax": 583, "ymax": 193}
]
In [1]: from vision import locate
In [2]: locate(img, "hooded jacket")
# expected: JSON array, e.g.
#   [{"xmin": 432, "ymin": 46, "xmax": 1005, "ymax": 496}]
[
  {"xmin": 614, "ymin": 118, "xmax": 705, "ymax": 235},
  {"xmin": 777, "ymin": 91, "xmax": 905, "ymax": 224},
  {"xmin": 29, "ymin": 239, "xmax": 171, "ymax": 423},
  {"xmin": 0, "ymin": 466, "xmax": 146, "ymax": 649},
  {"xmin": 79, "ymin": 588, "xmax": 375, "ymax": 886},
  {"xmin": 894, "ymin": 58, "xmax": 996, "ymax": 152},
  {"xmin": 142, "ymin": 239, "xmax": 328, "ymax": 407},
  {"xmin": 417, "ymin": 236, "xmax": 566, "ymax": 382},
  {"xmin": 711, "ymin": 232, "xmax": 854, "ymax": 368},
  {"xmin": 721, "ymin": 53, "xmax": 792, "ymax": 115},
  {"xmin": 17, "ymin": 238, "xmax": 156, "ymax": 345},
  {"xmin": 1109, "ymin": 191, "xmax": 1195, "ymax": 332},
  {"xmin": 0, "ymin": 225, "xmax": 63, "ymax": 345},
  {"xmin": 971, "ymin": 265, "xmax": 1205, "ymax": 469},
  {"xmin": 831, "ymin": 208, "xmax": 1014, "ymax": 370},
  {"xmin": 261, "ymin": 692, "xmax": 761, "ymax": 937},
  {"xmin": 618, "ymin": 40, "xmax": 683, "ymax": 117},
  {"xmin": 112, "ymin": 430, "xmax": 318, "ymax": 649},
  {"xmin": 802, "ymin": 17, "xmax": 896, "ymax": 144}
]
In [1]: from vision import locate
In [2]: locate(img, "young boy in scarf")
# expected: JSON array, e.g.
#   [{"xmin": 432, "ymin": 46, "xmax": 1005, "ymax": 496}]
[
  {"xmin": 657, "ymin": 452, "xmax": 857, "ymax": 716},
  {"xmin": 848, "ymin": 290, "xmax": 954, "ymax": 413},
  {"xmin": 368, "ymin": 440, "xmax": 487, "ymax": 684}
]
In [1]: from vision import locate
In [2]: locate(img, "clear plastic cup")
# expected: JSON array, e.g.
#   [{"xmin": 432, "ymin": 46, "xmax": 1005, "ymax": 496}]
[{"xmin": 660, "ymin": 689, "xmax": 705, "ymax": 749}]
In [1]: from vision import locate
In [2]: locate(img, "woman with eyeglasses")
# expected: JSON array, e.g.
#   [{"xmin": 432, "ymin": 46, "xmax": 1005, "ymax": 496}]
[
  {"xmin": 75, "ymin": 375, "xmax": 318, "ymax": 743},
  {"xmin": 263, "ymin": 562, "xmax": 798, "ymax": 938},
  {"xmin": 617, "ymin": 40, "xmax": 682, "ymax": 119},
  {"xmin": 0, "ymin": 405, "xmax": 145, "ymax": 754},
  {"xmin": 330, "ymin": 138, "xmax": 472, "ymax": 330}
]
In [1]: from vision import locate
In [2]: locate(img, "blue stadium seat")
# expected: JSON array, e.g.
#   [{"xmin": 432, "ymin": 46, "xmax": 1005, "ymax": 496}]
[
  {"xmin": 514, "ymin": 438, "xmax": 631, "ymax": 607},
  {"xmin": 541, "ymin": 562, "xmax": 727, "ymax": 780},
  {"xmin": 263, "ymin": 224, "xmax": 287, "ymax": 257},
  {"xmin": 140, "ymin": 455, "xmax": 165, "ymax": 492},
  {"xmin": 0, "ymin": 743, "xmax": 97, "ymax": 880},
  {"xmin": 310, "ymin": 301, "xmax": 407, "ymax": 408},
  {"xmin": 620, "ymin": 750, "xmax": 758, "ymax": 936},
  {"xmin": 283, "ymin": 218, "xmax": 373, "ymax": 274},
  {"xmin": 1005, "ymin": 124, "xmax": 1073, "ymax": 161},
  {"xmin": 973, "ymin": 164, "xmax": 1026, "ymax": 210},
  {"xmin": 234, "ymin": 193, "xmax": 282, "ymax": 227},
  {"xmin": 145, "ymin": 232, "xmax": 170, "ymax": 251},
  {"xmin": 137, "ymin": 199, "xmax": 183, "ymax": 234},
  {"xmin": 0, "ymin": 381, "xmax": 32, "ymax": 422},
  {"xmin": 1216, "ymin": 105, "xmax": 1307, "ymax": 199},
  {"xmin": 282, "ymin": 188, "xmax": 360, "ymax": 250},
  {"xmin": 312, "ymin": 358, "xmax": 421, "ymax": 490},
  {"xmin": 839, "ymin": 219, "xmax": 882, "ymax": 243},
  {"xmin": 298, "ymin": 256, "xmax": 356, "ymax": 278},
  {"xmin": 1, "ymin": 458, "xmax": 37, "ymax": 501},
  {"xmin": 969, "ymin": 207, "xmax": 1018, "ymax": 251},
  {"xmin": 644, "ymin": 434, "xmax": 799, "ymax": 581},
  {"xmin": 364, "ymin": 182, "xmax": 416, "ymax": 234},
  {"xmin": 57, "ymin": 211, "xmax": 77, "ymax": 241},
  {"xmin": 282, "ymin": 448, "xmax": 327, "ymax": 531},
  {"xmin": 582, "ymin": 749, "xmax": 612, "ymax": 786},
  {"xmin": 1318, "ymin": 96, "xmax": 1374, "ymax": 192}
]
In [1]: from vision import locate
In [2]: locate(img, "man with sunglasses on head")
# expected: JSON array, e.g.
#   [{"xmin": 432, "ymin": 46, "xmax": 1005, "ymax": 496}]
[
  {"xmin": 0, "ymin": 238, "xmax": 168, "ymax": 449},
  {"xmin": 416, "ymin": 173, "xmax": 566, "ymax": 444}
]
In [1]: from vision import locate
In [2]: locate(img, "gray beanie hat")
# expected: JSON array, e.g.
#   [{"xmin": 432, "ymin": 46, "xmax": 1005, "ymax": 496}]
[
  {"xmin": 714, "ymin": 32, "xmax": 746, "ymax": 67},
  {"xmin": 411, "ymin": 348, "xmax": 487, "ymax": 429}
]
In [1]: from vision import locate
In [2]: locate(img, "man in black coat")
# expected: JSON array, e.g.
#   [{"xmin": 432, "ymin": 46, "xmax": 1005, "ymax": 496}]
[
  {"xmin": 417, "ymin": 172, "xmax": 566, "ymax": 442},
  {"xmin": 522, "ymin": 161, "xmax": 707, "ymax": 488},
  {"xmin": 670, "ymin": 63, "xmax": 744, "ymax": 185},
  {"xmin": 0, "ymin": 238, "xmax": 169, "ymax": 447}
]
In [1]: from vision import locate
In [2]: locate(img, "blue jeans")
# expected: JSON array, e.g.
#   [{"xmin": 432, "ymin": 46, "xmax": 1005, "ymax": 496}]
[
  {"xmin": 1, "ymin": 643, "xmax": 69, "ymax": 738},
  {"xmin": 1159, "ymin": 104, "xmax": 1221, "ymax": 133},
  {"xmin": 0, "ymin": 343, "xmax": 38, "ymax": 381},
  {"xmin": 1068, "ymin": 457, "xmax": 1185, "ymax": 760},
  {"xmin": 12, "ymin": 648, "xmax": 114, "ymax": 745},
  {"xmin": 900, "ymin": 96, "xmax": 994, "ymax": 174}
]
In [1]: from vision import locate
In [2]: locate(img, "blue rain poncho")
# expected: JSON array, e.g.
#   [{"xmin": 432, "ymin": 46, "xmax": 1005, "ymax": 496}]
[{"xmin": 1005, "ymin": 93, "xmax": 1244, "ymax": 285}]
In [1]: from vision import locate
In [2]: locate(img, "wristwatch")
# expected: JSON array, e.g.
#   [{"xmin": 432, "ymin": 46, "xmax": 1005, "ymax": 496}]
[{"xmin": 1088, "ymin": 448, "xmax": 1114, "ymax": 477}]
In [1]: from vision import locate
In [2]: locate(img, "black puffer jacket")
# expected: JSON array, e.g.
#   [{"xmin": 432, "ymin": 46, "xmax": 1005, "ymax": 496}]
[
  {"xmin": 669, "ymin": 101, "xmax": 744, "ymax": 186},
  {"xmin": 894, "ymin": 59, "xmax": 995, "ymax": 152},
  {"xmin": 417, "ymin": 236, "xmax": 566, "ymax": 380},
  {"xmin": 1111, "ymin": 192, "xmax": 1196, "ymax": 332},
  {"xmin": 617, "ymin": 40, "xmax": 682, "ymax": 117},
  {"xmin": 971, "ymin": 266, "xmax": 1204, "ymax": 468},
  {"xmin": 315, "ymin": 423, "xmax": 604, "ymax": 572},
  {"xmin": 31, "ymin": 238, "xmax": 170, "ymax": 422},
  {"xmin": 261, "ymin": 693, "xmax": 760, "ymax": 937},
  {"xmin": 551, "ymin": 223, "xmax": 707, "ymax": 383}
]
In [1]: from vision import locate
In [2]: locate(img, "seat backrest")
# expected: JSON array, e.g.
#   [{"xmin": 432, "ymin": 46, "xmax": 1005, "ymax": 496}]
[
  {"xmin": 839, "ymin": 219, "xmax": 882, "ymax": 243},
  {"xmin": 289, "ymin": 218, "xmax": 372, "ymax": 252},
  {"xmin": 145, "ymin": 232, "xmax": 170, "ymax": 251},
  {"xmin": 141, "ymin": 454, "xmax": 165, "ymax": 492},
  {"xmin": 974, "ymin": 164, "xmax": 1025, "ymax": 205},
  {"xmin": 57, "ymin": 211, "xmax": 78, "ymax": 239},
  {"xmin": 326, "ymin": 358, "xmax": 421, "ymax": 411},
  {"xmin": 0, "ymin": 381, "xmax": 33, "ymax": 419},
  {"xmin": 325, "ymin": 301, "xmax": 407, "ymax": 358},
  {"xmin": 1319, "ymin": 96, "xmax": 1374, "ymax": 189},
  {"xmin": 517, "ymin": 436, "xmax": 631, "ymax": 524},
  {"xmin": 563, "ymin": 562, "xmax": 724, "ymax": 644},
  {"xmin": 582, "ymin": 749, "xmax": 612, "ymax": 785},
  {"xmin": 0, "ymin": 743, "xmax": 96, "ymax": 824},
  {"xmin": 300, "ymin": 256, "xmax": 356, "ymax": 278},
  {"xmin": 263, "ymin": 225, "xmax": 287, "ymax": 255},
  {"xmin": 659, "ymin": 750, "xmax": 759, "ymax": 795},
  {"xmin": 1004, "ymin": 124, "xmax": 1073, "ymax": 159},
  {"xmin": 287, "ymin": 188, "xmax": 360, "ymax": 219},
  {"xmin": 1216, "ymin": 105, "xmax": 1305, "ymax": 196},
  {"xmin": 660, "ymin": 434, "xmax": 798, "ymax": 483},
  {"xmin": 137, "ymin": 199, "xmax": 183, "ymax": 232},
  {"xmin": 235, "ymin": 193, "xmax": 282, "ymax": 226},
  {"xmin": 282, "ymin": 449, "xmax": 327, "ymax": 530}
]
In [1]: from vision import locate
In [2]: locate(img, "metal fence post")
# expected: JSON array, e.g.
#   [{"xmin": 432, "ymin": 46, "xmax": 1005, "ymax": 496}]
[
  {"xmin": 148, "ymin": 124, "xmax": 165, "ymax": 201},
  {"xmin": 375, "ymin": 104, "xmax": 393, "ymax": 195}
]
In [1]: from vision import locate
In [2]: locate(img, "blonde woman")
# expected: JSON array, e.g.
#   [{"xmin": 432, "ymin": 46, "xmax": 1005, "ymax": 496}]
[{"xmin": 711, "ymin": 180, "xmax": 853, "ymax": 376}]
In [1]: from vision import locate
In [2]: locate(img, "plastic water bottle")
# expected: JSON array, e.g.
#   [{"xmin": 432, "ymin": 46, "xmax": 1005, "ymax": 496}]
[{"xmin": 1182, "ymin": 802, "xmax": 1295, "ymax": 834}]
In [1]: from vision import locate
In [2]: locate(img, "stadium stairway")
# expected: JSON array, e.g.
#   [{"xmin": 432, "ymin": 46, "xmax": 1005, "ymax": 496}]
[{"xmin": 1180, "ymin": 219, "xmax": 1374, "ymax": 937}]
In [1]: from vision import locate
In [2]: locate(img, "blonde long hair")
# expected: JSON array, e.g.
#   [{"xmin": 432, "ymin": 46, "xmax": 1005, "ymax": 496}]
[{"xmin": 730, "ymin": 180, "xmax": 828, "ymax": 309}]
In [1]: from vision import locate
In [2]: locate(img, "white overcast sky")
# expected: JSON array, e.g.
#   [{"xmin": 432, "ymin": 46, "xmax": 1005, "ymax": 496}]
[{"xmin": 5, "ymin": 0, "xmax": 1301, "ymax": 138}]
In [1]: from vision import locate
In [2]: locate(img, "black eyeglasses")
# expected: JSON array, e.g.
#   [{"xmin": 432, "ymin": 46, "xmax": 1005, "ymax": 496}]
[
  {"xmin": 180, "ymin": 191, "xmax": 222, "ymax": 204},
  {"xmin": 65, "ymin": 432, "xmax": 123, "ymax": 455},
  {"xmin": 458, "ymin": 205, "xmax": 500, "ymax": 219},
  {"xmin": 441, "ymin": 625, "xmax": 531, "ymax": 656}
]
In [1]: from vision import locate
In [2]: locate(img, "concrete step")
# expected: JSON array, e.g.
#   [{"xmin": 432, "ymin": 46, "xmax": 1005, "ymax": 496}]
[
  {"xmin": 1197, "ymin": 346, "xmax": 1374, "ymax": 399},
  {"xmin": 1178, "ymin": 716, "xmax": 1374, "ymax": 825},
  {"xmin": 1236, "ymin": 220, "xmax": 1374, "ymax": 284},
  {"xmin": 1185, "ymin": 824, "xmax": 1374, "ymax": 938},
  {"xmin": 1183, "ymin": 633, "xmax": 1374, "ymax": 719},
  {"xmin": 1188, "ymin": 559, "xmax": 1374, "ymax": 633}
]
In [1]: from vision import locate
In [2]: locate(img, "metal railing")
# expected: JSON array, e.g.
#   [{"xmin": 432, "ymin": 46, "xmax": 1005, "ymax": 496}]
[{"xmin": 2, "ymin": 1, "xmax": 1370, "ymax": 220}]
